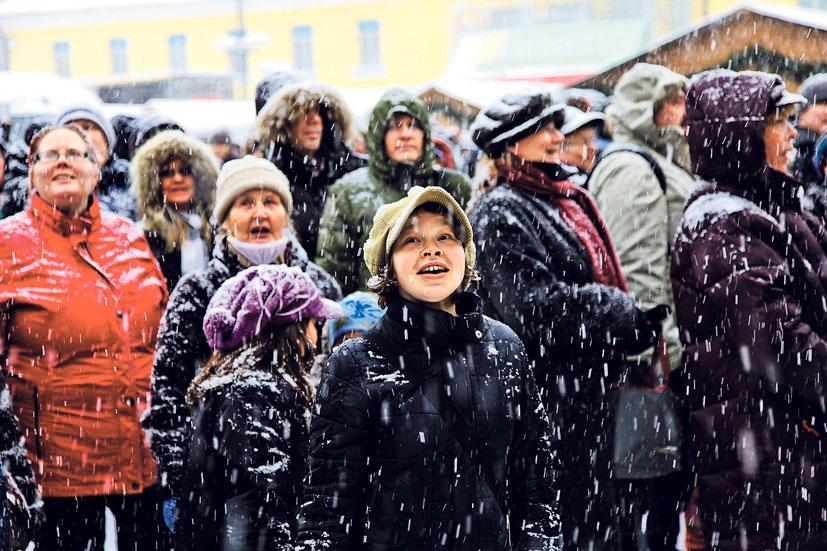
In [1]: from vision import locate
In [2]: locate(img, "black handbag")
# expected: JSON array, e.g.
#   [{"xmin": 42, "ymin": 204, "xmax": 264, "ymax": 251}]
[{"xmin": 611, "ymin": 338, "xmax": 684, "ymax": 480}]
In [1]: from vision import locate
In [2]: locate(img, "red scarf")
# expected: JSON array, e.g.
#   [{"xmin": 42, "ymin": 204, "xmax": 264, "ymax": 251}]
[{"xmin": 497, "ymin": 159, "xmax": 628, "ymax": 291}]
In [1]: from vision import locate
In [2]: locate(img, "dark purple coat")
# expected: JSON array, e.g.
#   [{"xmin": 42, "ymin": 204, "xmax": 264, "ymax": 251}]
[{"xmin": 672, "ymin": 70, "xmax": 827, "ymax": 549}]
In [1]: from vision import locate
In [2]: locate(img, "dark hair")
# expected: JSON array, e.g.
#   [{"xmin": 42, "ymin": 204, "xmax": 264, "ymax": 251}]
[
  {"xmin": 186, "ymin": 322, "xmax": 315, "ymax": 409},
  {"xmin": 367, "ymin": 201, "xmax": 478, "ymax": 308}
]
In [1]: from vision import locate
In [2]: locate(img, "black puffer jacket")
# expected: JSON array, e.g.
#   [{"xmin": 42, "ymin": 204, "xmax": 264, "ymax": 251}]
[
  {"xmin": 0, "ymin": 373, "xmax": 42, "ymax": 547},
  {"xmin": 143, "ymin": 233, "xmax": 340, "ymax": 495},
  {"xmin": 177, "ymin": 365, "xmax": 309, "ymax": 550},
  {"xmin": 469, "ymin": 176, "xmax": 651, "ymax": 547},
  {"xmin": 297, "ymin": 294, "xmax": 561, "ymax": 550}
]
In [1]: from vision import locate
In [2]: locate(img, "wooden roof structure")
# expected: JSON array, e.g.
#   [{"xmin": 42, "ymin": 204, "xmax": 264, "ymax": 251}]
[{"xmin": 574, "ymin": 3, "xmax": 827, "ymax": 94}]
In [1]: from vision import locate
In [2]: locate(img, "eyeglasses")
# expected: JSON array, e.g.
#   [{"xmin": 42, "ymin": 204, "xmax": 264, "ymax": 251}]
[
  {"xmin": 34, "ymin": 148, "xmax": 91, "ymax": 164},
  {"xmin": 159, "ymin": 165, "xmax": 193, "ymax": 178}
]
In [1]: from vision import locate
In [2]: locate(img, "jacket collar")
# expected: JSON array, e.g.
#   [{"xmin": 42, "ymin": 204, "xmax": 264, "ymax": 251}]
[
  {"xmin": 29, "ymin": 192, "xmax": 101, "ymax": 237},
  {"xmin": 688, "ymin": 168, "xmax": 804, "ymax": 216},
  {"xmin": 378, "ymin": 292, "xmax": 485, "ymax": 351}
]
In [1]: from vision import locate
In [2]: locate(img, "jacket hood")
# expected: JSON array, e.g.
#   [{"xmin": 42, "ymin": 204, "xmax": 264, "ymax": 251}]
[
  {"xmin": 606, "ymin": 63, "xmax": 690, "ymax": 167},
  {"xmin": 367, "ymin": 88, "xmax": 434, "ymax": 183},
  {"xmin": 256, "ymin": 82, "xmax": 357, "ymax": 157},
  {"xmin": 131, "ymin": 130, "xmax": 219, "ymax": 230},
  {"xmin": 686, "ymin": 69, "xmax": 786, "ymax": 183}
]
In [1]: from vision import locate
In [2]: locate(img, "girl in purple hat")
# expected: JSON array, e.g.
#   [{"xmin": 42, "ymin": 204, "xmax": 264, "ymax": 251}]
[{"xmin": 175, "ymin": 264, "xmax": 341, "ymax": 550}]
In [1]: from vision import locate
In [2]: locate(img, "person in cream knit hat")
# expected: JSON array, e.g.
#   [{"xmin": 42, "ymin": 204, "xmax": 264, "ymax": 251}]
[
  {"xmin": 213, "ymin": 155, "xmax": 293, "ymax": 224},
  {"xmin": 298, "ymin": 185, "xmax": 561, "ymax": 549},
  {"xmin": 363, "ymin": 185, "xmax": 476, "ymax": 295}
]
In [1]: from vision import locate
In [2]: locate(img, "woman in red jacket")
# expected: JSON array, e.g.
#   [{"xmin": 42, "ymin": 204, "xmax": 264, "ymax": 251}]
[{"xmin": 0, "ymin": 125, "xmax": 169, "ymax": 549}]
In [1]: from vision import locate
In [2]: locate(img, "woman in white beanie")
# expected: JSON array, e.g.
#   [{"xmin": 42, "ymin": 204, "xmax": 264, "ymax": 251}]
[
  {"xmin": 143, "ymin": 155, "xmax": 341, "ymax": 535},
  {"xmin": 297, "ymin": 186, "xmax": 561, "ymax": 549}
]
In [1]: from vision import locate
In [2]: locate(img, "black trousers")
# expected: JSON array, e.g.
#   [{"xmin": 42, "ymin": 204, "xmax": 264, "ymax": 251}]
[{"xmin": 42, "ymin": 484, "xmax": 171, "ymax": 551}]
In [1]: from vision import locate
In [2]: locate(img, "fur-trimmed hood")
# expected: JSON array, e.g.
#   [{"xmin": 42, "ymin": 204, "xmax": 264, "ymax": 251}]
[
  {"xmin": 255, "ymin": 82, "xmax": 357, "ymax": 156},
  {"xmin": 131, "ymin": 130, "xmax": 219, "ymax": 220}
]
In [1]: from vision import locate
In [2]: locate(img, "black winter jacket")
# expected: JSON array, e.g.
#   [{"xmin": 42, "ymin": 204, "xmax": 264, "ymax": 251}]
[
  {"xmin": 469, "ymin": 181, "xmax": 650, "ymax": 546},
  {"xmin": 297, "ymin": 294, "xmax": 561, "ymax": 550},
  {"xmin": 177, "ymin": 368, "xmax": 309, "ymax": 550},
  {"xmin": 143, "ymin": 233, "xmax": 340, "ymax": 495}
]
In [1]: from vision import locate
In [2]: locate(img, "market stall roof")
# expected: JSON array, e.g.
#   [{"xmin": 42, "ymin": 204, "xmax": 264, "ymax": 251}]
[{"xmin": 573, "ymin": 2, "xmax": 827, "ymax": 93}]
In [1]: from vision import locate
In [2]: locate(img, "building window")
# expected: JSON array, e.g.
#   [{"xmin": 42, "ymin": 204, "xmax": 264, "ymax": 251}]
[
  {"xmin": 110, "ymin": 38, "xmax": 128, "ymax": 75},
  {"xmin": 53, "ymin": 42, "xmax": 70, "ymax": 77},
  {"xmin": 357, "ymin": 19, "xmax": 380, "ymax": 68},
  {"xmin": 0, "ymin": 33, "xmax": 9, "ymax": 71},
  {"xmin": 292, "ymin": 25, "xmax": 313, "ymax": 71},
  {"xmin": 169, "ymin": 34, "xmax": 187, "ymax": 73}
]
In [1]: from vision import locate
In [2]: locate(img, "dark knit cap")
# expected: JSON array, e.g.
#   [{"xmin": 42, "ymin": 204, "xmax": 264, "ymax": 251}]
[{"xmin": 470, "ymin": 92, "xmax": 566, "ymax": 156}]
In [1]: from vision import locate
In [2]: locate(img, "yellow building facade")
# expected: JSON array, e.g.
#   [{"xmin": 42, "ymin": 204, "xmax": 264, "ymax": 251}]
[{"xmin": 0, "ymin": 0, "xmax": 805, "ymax": 99}]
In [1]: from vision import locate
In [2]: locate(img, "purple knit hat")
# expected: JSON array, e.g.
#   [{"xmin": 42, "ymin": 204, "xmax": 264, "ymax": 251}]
[{"xmin": 204, "ymin": 265, "xmax": 343, "ymax": 352}]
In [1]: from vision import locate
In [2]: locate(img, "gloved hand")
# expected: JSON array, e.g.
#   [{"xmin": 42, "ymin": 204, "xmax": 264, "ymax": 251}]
[
  {"xmin": 643, "ymin": 304, "xmax": 671, "ymax": 325},
  {"xmin": 163, "ymin": 497, "xmax": 177, "ymax": 534},
  {"xmin": 627, "ymin": 304, "xmax": 671, "ymax": 355}
]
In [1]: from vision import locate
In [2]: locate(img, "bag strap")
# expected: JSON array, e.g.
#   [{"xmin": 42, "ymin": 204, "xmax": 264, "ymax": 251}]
[
  {"xmin": 589, "ymin": 144, "xmax": 668, "ymax": 194},
  {"xmin": 361, "ymin": 330, "xmax": 502, "ymax": 496}
]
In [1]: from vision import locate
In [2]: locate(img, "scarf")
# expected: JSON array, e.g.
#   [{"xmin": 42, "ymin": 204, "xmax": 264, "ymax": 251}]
[{"xmin": 496, "ymin": 158, "xmax": 627, "ymax": 291}]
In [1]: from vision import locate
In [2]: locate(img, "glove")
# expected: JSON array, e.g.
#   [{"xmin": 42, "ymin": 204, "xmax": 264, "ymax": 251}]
[
  {"xmin": 643, "ymin": 304, "xmax": 671, "ymax": 325},
  {"xmin": 626, "ymin": 305, "xmax": 670, "ymax": 355},
  {"xmin": 163, "ymin": 497, "xmax": 177, "ymax": 534}
]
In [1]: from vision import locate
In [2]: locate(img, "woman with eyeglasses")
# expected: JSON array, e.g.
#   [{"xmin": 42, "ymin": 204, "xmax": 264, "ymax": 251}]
[
  {"xmin": 0, "ymin": 125, "xmax": 170, "ymax": 549},
  {"xmin": 132, "ymin": 130, "xmax": 219, "ymax": 291}
]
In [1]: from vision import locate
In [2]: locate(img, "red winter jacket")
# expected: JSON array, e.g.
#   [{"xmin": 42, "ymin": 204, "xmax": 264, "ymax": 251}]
[{"xmin": 0, "ymin": 193, "xmax": 168, "ymax": 497}]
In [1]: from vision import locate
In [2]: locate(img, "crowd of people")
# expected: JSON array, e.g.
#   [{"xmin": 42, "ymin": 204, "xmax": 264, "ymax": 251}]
[{"xmin": 0, "ymin": 63, "xmax": 826, "ymax": 551}]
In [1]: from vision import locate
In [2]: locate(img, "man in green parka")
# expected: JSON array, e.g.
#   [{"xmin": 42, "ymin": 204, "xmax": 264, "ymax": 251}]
[{"xmin": 315, "ymin": 88, "xmax": 471, "ymax": 294}]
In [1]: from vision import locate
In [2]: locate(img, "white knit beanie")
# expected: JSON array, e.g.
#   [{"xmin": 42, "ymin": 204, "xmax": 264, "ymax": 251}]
[{"xmin": 213, "ymin": 155, "xmax": 293, "ymax": 223}]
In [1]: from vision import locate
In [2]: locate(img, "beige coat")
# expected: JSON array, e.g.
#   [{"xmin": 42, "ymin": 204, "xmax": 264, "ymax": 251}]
[{"xmin": 589, "ymin": 63, "xmax": 695, "ymax": 368}]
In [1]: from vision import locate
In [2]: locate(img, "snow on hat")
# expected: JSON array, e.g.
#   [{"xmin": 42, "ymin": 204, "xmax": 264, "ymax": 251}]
[
  {"xmin": 363, "ymin": 186, "xmax": 476, "ymax": 287},
  {"xmin": 204, "ymin": 264, "xmax": 343, "ymax": 352},
  {"xmin": 328, "ymin": 291, "xmax": 385, "ymax": 345},
  {"xmin": 471, "ymin": 92, "xmax": 567, "ymax": 156},
  {"xmin": 213, "ymin": 155, "xmax": 292, "ymax": 224},
  {"xmin": 559, "ymin": 106, "xmax": 605, "ymax": 136},
  {"xmin": 55, "ymin": 105, "xmax": 116, "ymax": 155},
  {"xmin": 799, "ymin": 74, "xmax": 827, "ymax": 107}
]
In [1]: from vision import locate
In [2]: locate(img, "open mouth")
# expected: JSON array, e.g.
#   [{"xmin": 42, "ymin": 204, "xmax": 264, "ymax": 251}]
[
  {"xmin": 417, "ymin": 264, "xmax": 449, "ymax": 275},
  {"xmin": 250, "ymin": 226, "xmax": 271, "ymax": 239}
]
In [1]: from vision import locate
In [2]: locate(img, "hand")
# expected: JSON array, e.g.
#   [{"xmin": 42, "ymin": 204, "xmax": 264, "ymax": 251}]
[
  {"xmin": 162, "ymin": 497, "xmax": 177, "ymax": 534},
  {"xmin": 643, "ymin": 304, "xmax": 671, "ymax": 325}
]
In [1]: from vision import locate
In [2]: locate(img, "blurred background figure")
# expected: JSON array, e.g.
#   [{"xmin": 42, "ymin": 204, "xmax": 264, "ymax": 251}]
[
  {"xmin": 559, "ymin": 105, "xmax": 604, "ymax": 185},
  {"xmin": 127, "ymin": 113, "xmax": 183, "ymax": 160},
  {"xmin": 208, "ymin": 130, "xmax": 240, "ymax": 166}
]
